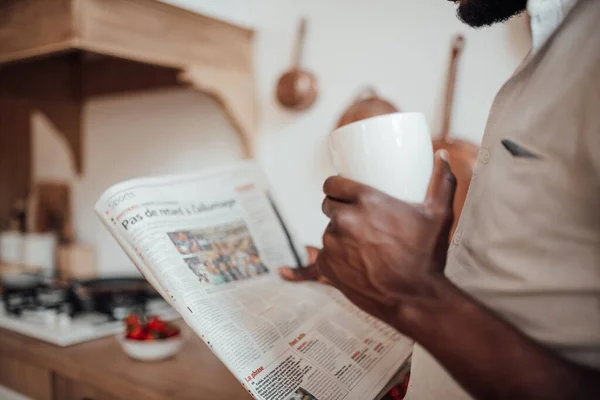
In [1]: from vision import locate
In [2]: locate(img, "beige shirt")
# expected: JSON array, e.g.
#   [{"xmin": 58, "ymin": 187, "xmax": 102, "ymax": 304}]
[{"xmin": 406, "ymin": 0, "xmax": 600, "ymax": 398}]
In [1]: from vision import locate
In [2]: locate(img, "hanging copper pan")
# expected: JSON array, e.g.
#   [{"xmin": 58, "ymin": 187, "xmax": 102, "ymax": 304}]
[
  {"xmin": 276, "ymin": 18, "xmax": 318, "ymax": 111},
  {"xmin": 336, "ymin": 87, "xmax": 399, "ymax": 128},
  {"xmin": 432, "ymin": 34, "xmax": 479, "ymax": 241}
]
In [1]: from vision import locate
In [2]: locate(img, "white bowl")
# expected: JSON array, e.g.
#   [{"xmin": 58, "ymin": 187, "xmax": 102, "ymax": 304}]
[{"xmin": 117, "ymin": 334, "xmax": 185, "ymax": 362}]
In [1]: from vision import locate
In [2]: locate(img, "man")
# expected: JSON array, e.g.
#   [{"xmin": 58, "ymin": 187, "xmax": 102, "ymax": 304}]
[{"xmin": 281, "ymin": 0, "xmax": 600, "ymax": 398}]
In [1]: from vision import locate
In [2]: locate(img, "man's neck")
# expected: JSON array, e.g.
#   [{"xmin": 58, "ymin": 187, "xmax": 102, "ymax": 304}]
[{"xmin": 527, "ymin": 0, "xmax": 579, "ymax": 53}]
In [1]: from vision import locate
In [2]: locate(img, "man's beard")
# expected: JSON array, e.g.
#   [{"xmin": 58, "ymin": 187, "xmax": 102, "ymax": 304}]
[{"xmin": 453, "ymin": 0, "xmax": 528, "ymax": 27}]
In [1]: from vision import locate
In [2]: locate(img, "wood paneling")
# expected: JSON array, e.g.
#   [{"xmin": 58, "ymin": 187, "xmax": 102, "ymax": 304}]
[
  {"xmin": 0, "ymin": 327, "xmax": 251, "ymax": 400},
  {"xmin": 0, "ymin": 55, "xmax": 84, "ymax": 174},
  {"xmin": 54, "ymin": 375, "xmax": 120, "ymax": 400},
  {"xmin": 0, "ymin": 0, "xmax": 76, "ymax": 64},
  {"xmin": 180, "ymin": 66, "xmax": 257, "ymax": 157},
  {"xmin": 32, "ymin": 181, "xmax": 73, "ymax": 242},
  {"xmin": 0, "ymin": 96, "xmax": 31, "ymax": 229},
  {"xmin": 77, "ymin": 0, "xmax": 258, "ymax": 152},
  {"xmin": 0, "ymin": 352, "xmax": 52, "ymax": 400},
  {"xmin": 0, "ymin": 0, "xmax": 258, "ymax": 221},
  {"xmin": 78, "ymin": 0, "xmax": 253, "ymax": 70},
  {"xmin": 81, "ymin": 56, "xmax": 180, "ymax": 98}
]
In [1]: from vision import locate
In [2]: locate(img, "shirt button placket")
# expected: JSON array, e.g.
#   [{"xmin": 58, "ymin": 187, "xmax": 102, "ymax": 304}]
[
  {"xmin": 471, "ymin": 147, "xmax": 490, "ymax": 185},
  {"xmin": 452, "ymin": 230, "xmax": 463, "ymax": 248},
  {"xmin": 478, "ymin": 147, "xmax": 490, "ymax": 165}
]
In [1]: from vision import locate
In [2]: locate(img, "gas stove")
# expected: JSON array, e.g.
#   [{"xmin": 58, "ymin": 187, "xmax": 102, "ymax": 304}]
[{"xmin": 0, "ymin": 278, "xmax": 180, "ymax": 346}]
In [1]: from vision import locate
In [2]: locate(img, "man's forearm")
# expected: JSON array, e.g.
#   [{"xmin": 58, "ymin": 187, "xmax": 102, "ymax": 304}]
[{"xmin": 398, "ymin": 277, "xmax": 600, "ymax": 400}]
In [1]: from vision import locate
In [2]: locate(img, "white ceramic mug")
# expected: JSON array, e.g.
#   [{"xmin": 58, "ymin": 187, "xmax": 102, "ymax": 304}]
[{"xmin": 329, "ymin": 112, "xmax": 434, "ymax": 203}]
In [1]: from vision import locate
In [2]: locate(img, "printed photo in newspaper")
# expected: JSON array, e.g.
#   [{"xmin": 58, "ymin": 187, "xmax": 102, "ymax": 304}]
[{"xmin": 169, "ymin": 221, "xmax": 269, "ymax": 285}]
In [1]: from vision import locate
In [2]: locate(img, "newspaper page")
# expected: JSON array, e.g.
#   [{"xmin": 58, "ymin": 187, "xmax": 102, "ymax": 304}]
[{"xmin": 95, "ymin": 161, "xmax": 413, "ymax": 400}]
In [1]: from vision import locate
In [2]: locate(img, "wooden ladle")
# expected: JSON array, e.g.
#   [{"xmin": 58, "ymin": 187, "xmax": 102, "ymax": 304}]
[
  {"xmin": 276, "ymin": 18, "xmax": 318, "ymax": 110},
  {"xmin": 432, "ymin": 34, "xmax": 479, "ymax": 241}
]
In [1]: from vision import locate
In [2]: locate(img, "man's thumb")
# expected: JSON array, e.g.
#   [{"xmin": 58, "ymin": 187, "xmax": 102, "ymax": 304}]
[
  {"xmin": 279, "ymin": 265, "xmax": 318, "ymax": 280},
  {"xmin": 425, "ymin": 150, "xmax": 457, "ymax": 217}
]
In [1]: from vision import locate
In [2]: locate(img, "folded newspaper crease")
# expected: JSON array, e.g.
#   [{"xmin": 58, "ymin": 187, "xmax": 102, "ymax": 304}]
[{"xmin": 95, "ymin": 161, "xmax": 413, "ymax": 400}]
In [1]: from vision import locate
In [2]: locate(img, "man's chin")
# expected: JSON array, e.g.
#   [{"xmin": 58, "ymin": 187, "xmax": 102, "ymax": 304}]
[{"xmin": 455, "ymin": 0, "xmax": 528, "ymax": 28}]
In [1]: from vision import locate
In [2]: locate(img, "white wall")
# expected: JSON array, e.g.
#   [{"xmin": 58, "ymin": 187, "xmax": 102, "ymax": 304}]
[
  {"xmin": 33, "ymin": 0, "xmax": 531, "ymax": 276},
  {"xmin": 33, "ymin": 92, "xmax": 246, "ymax": 276}
]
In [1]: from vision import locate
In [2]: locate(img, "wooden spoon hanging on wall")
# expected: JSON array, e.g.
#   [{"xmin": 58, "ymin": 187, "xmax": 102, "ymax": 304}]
[
  {"xmin": 432, "ymin": 34, "xmax": 479, "ymax": 241},
  {"xmin": 276, "ymin": 18, "xmax": 318, "ymax": 110}
]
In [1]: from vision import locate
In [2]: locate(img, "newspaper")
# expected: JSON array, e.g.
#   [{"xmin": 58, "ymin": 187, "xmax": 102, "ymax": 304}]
[{"xmin": 95, "ymin": 161, "xmax": 413, "ymax": 400}]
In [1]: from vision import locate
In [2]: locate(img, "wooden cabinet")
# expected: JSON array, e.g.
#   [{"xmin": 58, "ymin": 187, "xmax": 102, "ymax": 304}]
[
  {"xmin": 0, "ymin": 327, "xmax": 251, "ymax": 400},
  {"xmin": 0, "ymin": 0, "xmax": 257, "ymax": 227},
  {"xmin": 54, "ymin": 376, "xmax": 120, "ymax": 400},
  {"xmin": 0, "ymin": 353, "xmax": 52, "ymax": 400},
  {"xmin": 0, "ymin": 358, "xmax": 118, "ymax": 400}
]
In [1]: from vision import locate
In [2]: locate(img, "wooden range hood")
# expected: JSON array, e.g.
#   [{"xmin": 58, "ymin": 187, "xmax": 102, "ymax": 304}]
[{"xmin": 0, "ymin": 0, "xmax": 257, "ymax": 227}]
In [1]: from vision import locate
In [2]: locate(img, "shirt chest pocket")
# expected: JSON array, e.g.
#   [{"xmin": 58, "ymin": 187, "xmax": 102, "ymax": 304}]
[
  {"xmin": 471, "ymin": 136, "xmax": 556, "ymax": 225},
  {"xmin": 501, "ymin": 139, "xmax": 542, "ymax": 160},
  {"xmin": 486, "ymin": 135, "xmax": 587, "ymax": 226},
  {"xmin": 490, "ymin": 136, "xmax": 550, "ymax": 183}
]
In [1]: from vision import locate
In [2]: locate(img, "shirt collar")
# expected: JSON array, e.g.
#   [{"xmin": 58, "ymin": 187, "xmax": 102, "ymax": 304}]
[{"xmin": 527, "ymin": 0, "xmax": 579, "ymax": 53}]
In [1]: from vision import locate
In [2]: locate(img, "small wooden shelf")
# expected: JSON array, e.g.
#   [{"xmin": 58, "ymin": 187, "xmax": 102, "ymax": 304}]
[{"xmin": 0, "ymin": 0, "xmax": 258, "ymax": 226}]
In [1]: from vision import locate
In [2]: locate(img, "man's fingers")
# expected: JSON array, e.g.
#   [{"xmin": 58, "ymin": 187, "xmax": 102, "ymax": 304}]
[
  {"xmin": 425, "ymin": 150, "xmax": 457, "ymax": 216},
  {"xmin": 279, "ymin": 264, "xmax": 320, "ymax": 281},
  {"xmin": 315, "ymin": 254, "xmax": 394, "ymax": 320},
  {"xmin": 323, "ymin": 176, "xmax": 367, "ymax": 203},
  {"xmin": 279, "ymin": 246, "xmax": 321, "ymax": 281},
  {"xmin": 322, "ymin": 197, "xmax": 354, "ymax": 221},
  {"xmin": 322, "ymin": 193, "xmax": 363, "ymax": 238},
  {"xmin": 305, "ymin": 246, "xmax": 320, "ymax": 264},
  {"xmin": 279, "ymin": 246, "xmax": 332, "ymax": 284},
  {"xmin": 322, "ymin": 206, "xmax": 360, "ymax": 237},
  {"xmin": 322, "ymin": 197, "xmax": 336, "ymax": 218}
]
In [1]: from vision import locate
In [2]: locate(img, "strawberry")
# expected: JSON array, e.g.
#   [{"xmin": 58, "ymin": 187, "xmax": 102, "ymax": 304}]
[
  {"xmin": 147, "ymin": 316, "xmax": 166, "ymax": 331},
  {"xmin": 146, "ymin": 330, "xmax": 163, "ymax": 341},
  {"xmin": 148, "ymin": 327, "xmax": 168, "ymax": 339},
  {"xmin": 126, "ymin": 326, "xmax": 145, "ymax": 340},
  {"xmin": 125, "ymin": 314, "xmax": 142, "ymax": 328},
  {"xmin": 124, "ymin": 314, "xmax": 181, "ymax": 341}
]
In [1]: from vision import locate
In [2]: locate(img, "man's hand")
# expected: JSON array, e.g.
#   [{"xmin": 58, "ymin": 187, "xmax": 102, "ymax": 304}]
[
  {"xmin": 279, "ymin": 150, "xmax": 456, "ymax": 330},
  {"xmin": 279, "ymin": 246, "xmax": 331, "ymax": 284},
  {"xmin": 315, "ymin": 150, "xmax": 456, "ymax": 331},
  {"xmin": 280, "ymin": 151, "xmax": 600, "ymax": 400}
]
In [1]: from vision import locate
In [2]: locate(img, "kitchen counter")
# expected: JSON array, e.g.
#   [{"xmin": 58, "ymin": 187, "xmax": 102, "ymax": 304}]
[{"xmin": 0, "ymin": 325, "xmax": 251, "ymax": 400}]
